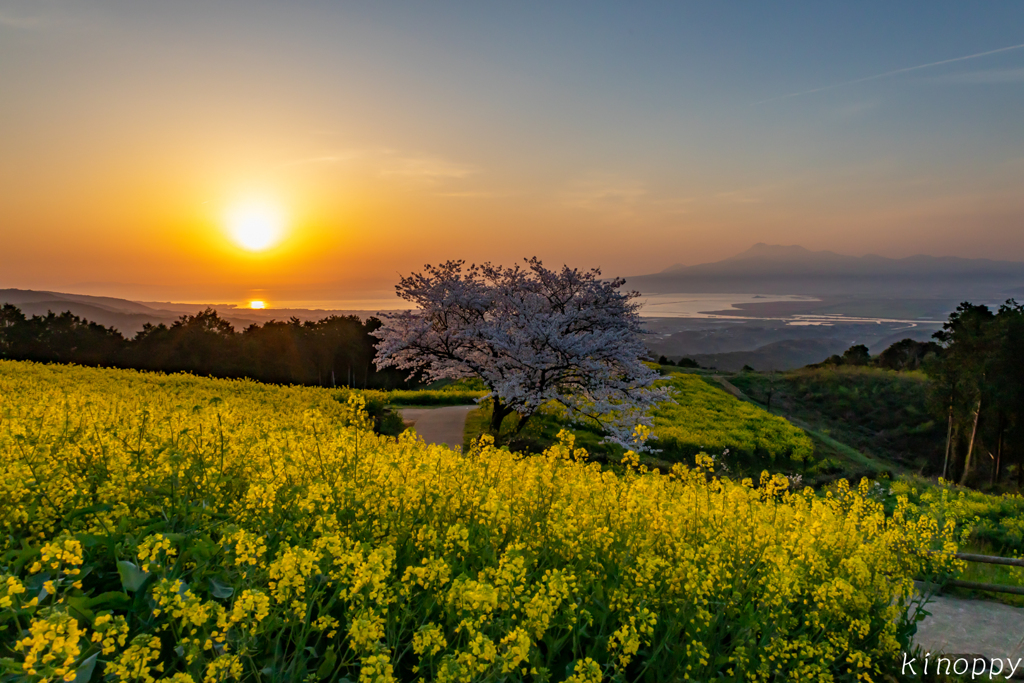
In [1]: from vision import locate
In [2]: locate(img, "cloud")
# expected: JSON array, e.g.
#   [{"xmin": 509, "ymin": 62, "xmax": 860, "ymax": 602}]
[
  {"xmin": 562, "ymin": 175, "xmax": 648, "ymax": 212},
  {"xmin": 377, "ymin": 151, "xmax": 477, "ymax": 182},
  {"xmin": 714, "ymin": 190, "xmax": 763, "ymax": 205},
  {"xmin": 277, "ymin": 148, "xmax": 478, "ymax": 185},
  {"xmin": 756, "ymin": 41, "xmax": 1024, "ymax": 104},
  {"xmin": 277, "ymin": 154, "xmax": 354, "ymax": 169},
  {"xmin": 561, "ymin": 174, "xmax": 694, "ymax": 223},
  {"xmin": 0, "ymin": 11, "xmax": 43, "ymax": 28},
  {"xmin": 929, "ymin": 67, "xmax": 1024, "ymax": 84}
]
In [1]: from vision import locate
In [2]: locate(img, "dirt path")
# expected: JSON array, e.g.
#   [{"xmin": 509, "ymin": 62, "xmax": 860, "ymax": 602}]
[
  {"xmin": 712, "ymin": 374, "xmax": 748, "ymax": 401},
  {"xmin": 399, "ymin": 405, "xmax": 475, "ymax": 451}
]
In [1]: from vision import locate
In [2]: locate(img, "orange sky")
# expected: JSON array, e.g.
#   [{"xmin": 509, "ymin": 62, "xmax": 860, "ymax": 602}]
[{"xmin": 2, "ymin": 2, "xmax": 1023, "ymax": 306}]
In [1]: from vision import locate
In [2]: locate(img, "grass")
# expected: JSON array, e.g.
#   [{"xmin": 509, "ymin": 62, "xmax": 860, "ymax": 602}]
[
  {"xmin": 729, "ymin": 366, "xmax": 944, "ymax": 473},
  {"xmin": 463, "ymin": 372, "xmax": 818, "ymax": 478},
  {"xmin": 463, "ymin": 402, "xmax": 621, "ymax": 460}
]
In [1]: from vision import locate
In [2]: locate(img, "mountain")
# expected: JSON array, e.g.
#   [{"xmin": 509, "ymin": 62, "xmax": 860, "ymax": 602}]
[{"xmin": 630, "ymin": 244, "xmax": 1024, "ymax": 298}]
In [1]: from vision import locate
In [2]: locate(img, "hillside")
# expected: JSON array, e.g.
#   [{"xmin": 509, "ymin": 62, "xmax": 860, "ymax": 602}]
[
  {"xmin": 682, "ymin": 338, "xmax": 850, "ymax": 372},
  {"xmin": 729, "ymin": 366, "xmax": 945, "ymax": 473}
]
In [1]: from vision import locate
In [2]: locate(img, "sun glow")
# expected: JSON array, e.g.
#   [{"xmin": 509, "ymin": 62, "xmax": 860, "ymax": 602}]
[
  {"xmin": 249, "ymin": 300, "xmax": 266, "ymax": 309},
  {"xmin": 225, "ymin": 200, "xmax": 286, "ymax": 251}
]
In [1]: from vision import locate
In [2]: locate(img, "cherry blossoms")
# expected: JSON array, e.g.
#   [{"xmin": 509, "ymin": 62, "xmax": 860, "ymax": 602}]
[{"xmin": 373, "ymin": 258, "xmax": 667, "ymax": 449}]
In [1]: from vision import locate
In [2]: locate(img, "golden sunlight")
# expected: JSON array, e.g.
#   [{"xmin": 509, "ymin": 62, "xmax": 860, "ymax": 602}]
[
  {"xmin": 225, "ymin": 200, "xmax": 286, "ymax": 251},
  {"xmin": 249, "ymin": 300, "xmax": 266, "ymax": 309}
]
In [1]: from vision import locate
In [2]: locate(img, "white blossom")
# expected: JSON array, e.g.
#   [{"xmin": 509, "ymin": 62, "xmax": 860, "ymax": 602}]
[{"xmin": 373, "ymin": 258, "xmax": 668, "ymax": 449}]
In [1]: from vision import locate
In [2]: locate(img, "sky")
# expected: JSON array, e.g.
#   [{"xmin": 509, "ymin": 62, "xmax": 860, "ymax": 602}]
[{"xmin": 1, "ymin": 1, "xmax": 1023, "ymax": 306}]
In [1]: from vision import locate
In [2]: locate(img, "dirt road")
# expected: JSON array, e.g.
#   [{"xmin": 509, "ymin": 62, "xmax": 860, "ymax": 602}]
[{"xmin": 399, "ymin": 405, "xmax": 475, "ymax": 451}]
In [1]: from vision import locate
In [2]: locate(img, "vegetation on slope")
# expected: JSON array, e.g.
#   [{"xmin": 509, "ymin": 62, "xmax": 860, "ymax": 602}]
[
  {"xmin": 0, "ymin": 361, "xmax": 958, "ymax": 682},
  {"xmin": 650, "ymin": 373, "xmax": 813, "ymax": 467},
  {"xmin": 730, "ymin": 366, "xmax": 943, "ymax": 473}
]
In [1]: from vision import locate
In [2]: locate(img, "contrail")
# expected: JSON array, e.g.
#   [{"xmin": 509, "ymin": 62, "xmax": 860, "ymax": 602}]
[{"xmin": 754, "ymin": 41, "xmax": 1024, "ymax": 105}]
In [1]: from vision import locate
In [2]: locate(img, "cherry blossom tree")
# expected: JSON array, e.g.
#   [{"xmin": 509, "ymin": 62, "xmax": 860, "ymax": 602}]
[{"xmin": 373, "ymin": 258, "xmax": 667, "ymax": 448}]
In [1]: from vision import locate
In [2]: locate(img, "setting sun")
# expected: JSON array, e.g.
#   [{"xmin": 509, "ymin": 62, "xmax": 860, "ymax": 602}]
[
  {"xmin": 225, "ymin": 200, "xmax": 286, "ymax": 251},
  {"xmin": 249, "ymin": 300, "xmax": 266, "ymax": 309}
]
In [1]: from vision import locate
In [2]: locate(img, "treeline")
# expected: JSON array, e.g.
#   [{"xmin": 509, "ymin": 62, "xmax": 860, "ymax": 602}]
[
  {"xmin": 810, "ymin": 301, "xmax": 1024, "ymax": 487},
  {"xmin": 811, "ymin": 338, "xmax": 941, "ymax": 371},
  {"xmin": 0, "ymin": 304, "xmax": 414, "ymax": 389},
  {"xmin": 928, "ymin": 301, "xmax": 1024, "ymax": 488}
]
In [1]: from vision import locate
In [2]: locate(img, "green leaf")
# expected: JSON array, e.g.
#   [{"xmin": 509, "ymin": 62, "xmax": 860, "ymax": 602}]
[
  {"xmin": 71, "ymin": 652, "xmax": 98, "ymax": 683},
  {"xmin": 209, "ymin": 577, "xmax": 234, "ymax": 599},
  {"xmin": 317, "ymin": 649, "xmax": 338, "ymax": 679},
  {"xmin": 85, "ymin": 591, "xmax": 131, "ymax": 610},
  {"xmin": 116, "ymin": 561, "xmax": 150, "ymax": 592},
  {"xmin": 67, "ymin": 597, "xmax": 95, "ymax": 622}
]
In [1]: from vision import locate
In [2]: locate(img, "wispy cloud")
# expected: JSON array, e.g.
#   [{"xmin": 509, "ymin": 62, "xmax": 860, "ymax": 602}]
[
  {"xmin": 276, "ymin": 154, "xmax": 354, "ymax": 169},
  {"xmin": 929, "ymin": 67, "xmax": 1024, "ymax": 84},
  {"xmin": 714, "ymin": 190, "xmax": 763, "ymax": 205},
  {"xmin": 755, "ymin": 42, "xmax": 1024, "ymax": 104},
  {"xmin": 377, "ymin": 152, "xmax": 477, "ymax": 182},
  {"xmin": 562, "ymin": 175, "xmax": 648, "ymax": 212},
  {"xmin": 0, "ymin": 10, "xmax": 43, "ymax": 28},
  {"xmin": 276, "ymin": 148, "xmax": 478, "ymax": 184},
  {"xmin": 561, "ymin": 174, "xmax": 693, "ymax": 222}
]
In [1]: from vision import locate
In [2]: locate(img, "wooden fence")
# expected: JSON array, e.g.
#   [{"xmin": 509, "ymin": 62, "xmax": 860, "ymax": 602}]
[{"xmin": 942, "ymin": 552, "xmax": 1024, "ymax": 597}]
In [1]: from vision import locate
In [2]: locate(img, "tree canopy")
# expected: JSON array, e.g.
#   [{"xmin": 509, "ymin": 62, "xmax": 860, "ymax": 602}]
[{"xmin": 373, "ymin": 259, "xmax": 666, "ymax": 448}]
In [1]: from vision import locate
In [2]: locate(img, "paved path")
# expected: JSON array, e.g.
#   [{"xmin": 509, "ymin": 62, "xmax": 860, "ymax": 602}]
[
  {"xmin": 399, "ymin": 406, "xmax": 475, "ymax": 451},
  {"xmin": 913, "ymin": 592, "xmax": 1024, "ymax": 664}
]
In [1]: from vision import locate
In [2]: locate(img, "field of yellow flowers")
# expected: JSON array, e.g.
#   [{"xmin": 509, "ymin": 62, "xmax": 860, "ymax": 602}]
[
  {"xmin": 650, "ymin": 374, "xmax": 813, "ymax": 466},
  {"xmin": 0, "ymin": 360, "xmax": 961, "ymax": 682}
]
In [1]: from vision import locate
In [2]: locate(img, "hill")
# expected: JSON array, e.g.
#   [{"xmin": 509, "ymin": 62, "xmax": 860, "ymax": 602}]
[
  {"xmin": 729, "ymin": 366, "xmax": 944, "ymax": 473},
  {"xmin": 0, "ymin": 288, "xmax": 392, "ymax": 334},
  {"xmin": 682, "ymin": 338, "xmax": 850, "ymax": 371}
]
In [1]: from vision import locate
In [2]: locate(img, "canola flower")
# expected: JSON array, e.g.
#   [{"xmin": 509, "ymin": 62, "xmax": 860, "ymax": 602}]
[
  {"xmin": 651, "ymin": 373, "xmax": 814, "ymax": 465},
  {"xmin": 0, "ymin": 360, "xmax": 960, "ymax": 681}
]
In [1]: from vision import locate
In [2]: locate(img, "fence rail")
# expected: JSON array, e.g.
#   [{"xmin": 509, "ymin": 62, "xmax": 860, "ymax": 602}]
[
  {"xmin": 942, "ymin": 552, "xmax": 1024, "ymax": 596},
  {"xmin": 954, "ymin": 552, "xmax": 1024, "ymax": 568}
]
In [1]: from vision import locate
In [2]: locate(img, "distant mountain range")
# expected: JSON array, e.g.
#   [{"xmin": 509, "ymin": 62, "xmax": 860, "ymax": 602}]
[{"xmin": 627, "ymin": 244, "xmax": 1024, "ymax": 299}]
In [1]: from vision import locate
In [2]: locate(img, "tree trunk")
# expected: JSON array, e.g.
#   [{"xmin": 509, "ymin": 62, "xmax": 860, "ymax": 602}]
[
  {"xmin": 959, "ymin": 396, "xmax": 982, "ymax": 486},
  {"xmin": 992, "ymin": 418, "xmax": 1004, "ymax": 486},
  {"xmin": 1019, "ymin": 441, "xmax": 1024, "ymax": 490},
  {"xmin": 942, "ymin": 404, "xmax": 954, "ymax": 480},
  {"xmin": 512, "ymin": 410, "xmax": 534, "ymax": 436},
  {"xmin": 489, "ymin": 400, "xmax": 512, "ymax": 436}
]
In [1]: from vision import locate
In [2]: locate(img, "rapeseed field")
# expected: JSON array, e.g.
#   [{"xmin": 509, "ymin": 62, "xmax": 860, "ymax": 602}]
[
  {"xmin": 651, "ymin": 374, "xmax": 813, "ymax": 466},
  {"xmin": 0, "ymin": 361, "xmax": 960, "ymax": 682}
]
